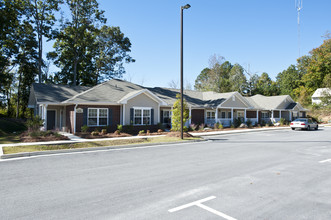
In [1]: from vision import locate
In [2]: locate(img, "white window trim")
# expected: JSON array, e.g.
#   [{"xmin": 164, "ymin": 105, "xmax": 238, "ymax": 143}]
[
  {"xmin": 88, "ymin": 108, "xmax": 108, "ymax": 126},
  {"xmin": 133, "ymin": 107, "xmax": 151, "ymax": 125},
  {"xmin": 206, "ymin": 110, "xmax": 216, "ymax": 120}
]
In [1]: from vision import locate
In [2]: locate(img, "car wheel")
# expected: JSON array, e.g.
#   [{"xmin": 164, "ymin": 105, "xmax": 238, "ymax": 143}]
[
  {"xmin": 291, "ymin": 128, "xmax": 295, "ymax": 130},
  {"xmin": 315, "ymin": 125, "xmax": 318, "ymax": 130}
]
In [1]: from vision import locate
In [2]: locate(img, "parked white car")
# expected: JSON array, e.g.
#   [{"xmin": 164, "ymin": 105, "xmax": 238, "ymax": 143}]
[{"xmin": 290, "ymin": 118, "xmax": 318, "ymax": 130}]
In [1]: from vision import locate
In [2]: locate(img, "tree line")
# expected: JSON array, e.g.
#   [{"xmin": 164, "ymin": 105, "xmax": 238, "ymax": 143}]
[
  {"xmin": 0, "ymin": 0, "xmax": 134, "ymax": 118},
  {"xmin": 194, "ymin": 37, "xmax": 331, "ymax": 106}
]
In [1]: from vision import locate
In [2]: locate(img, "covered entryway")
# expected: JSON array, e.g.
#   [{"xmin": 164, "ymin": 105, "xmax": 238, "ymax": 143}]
[{"xmin": 47, "ymin": 110, "xmax": 56, "ymax": 130}]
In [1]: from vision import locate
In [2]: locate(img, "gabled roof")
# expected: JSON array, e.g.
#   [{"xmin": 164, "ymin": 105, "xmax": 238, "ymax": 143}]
[
  {"xmin": 148, "ymin": 87, "xmax": 235, "ymax": 108},
  {"xmin": 245, "ymin": 94, "xmax": 291, "ymax": 110},
  {"xmin": 312, "ymin": 88, "xmax": 331, "ymax": 98},
  {"xmin": 63, "ymin": 79, "xmax": 146, "ymax": 104},
  {"xmin": 32, "ymin": 83, "xmax": 90, "ymax": 103}
]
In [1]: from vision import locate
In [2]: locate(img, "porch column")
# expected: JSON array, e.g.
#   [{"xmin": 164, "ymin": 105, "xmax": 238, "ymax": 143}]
[
  {"xmin": 244, "ymin": 109, "xmax": 247, "ymax": 122},
  {"xmin": 215, "ymin": 108, "xmax": 218, "ymax": 123},
  {"xmin": 123, "ymin": 104, "xmax": 126, "ymax": 125},
  {"xmin": 73, "ymin": 104, "xmax": 78, "ymax": 134},
  {"xmin": 189, "ymin": 107, "xmax": 192, "ymax": 125},
  {"xmin": 231, "ymin": 108, "xmax": 233, "ymax": 124},
  {"xmin": 271, "ymin": 110, "xmax": 274, "ymax": 122},
  {"xmin": 171, "ymin": 106, "xmax": 173, "ymax": 128},
  {"xmin": 280, "ymin": 110, "xmax": 282, "ymax": 119},
  {"xmin": 256, "ymin": 110, "xmax": 259, "ymax": 124},
  {"xmin": 289, "ymin": 111, "xmax": 292, "ymax": 121},
  {"xmin": 157, "ymin": 104, "xmax": 160, "ymax": 123},
  {"xmin": 43, "ymin": 104, "xmax": 48, "ymax": 131}
]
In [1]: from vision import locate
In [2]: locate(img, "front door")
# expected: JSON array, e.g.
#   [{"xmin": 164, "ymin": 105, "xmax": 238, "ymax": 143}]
[{"xmin": 47, "ymin": 110, "xmax": 56, "ymax": 130}]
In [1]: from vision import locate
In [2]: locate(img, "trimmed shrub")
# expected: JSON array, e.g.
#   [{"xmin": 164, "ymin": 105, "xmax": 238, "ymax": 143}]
[
  {"xmin": 246, "ymin": 119, "xmax": 252, "ymax": 128},
  {"xmin": 198, "ymin": 123, "xmax": 205, "ymax": 131},
  {"xmin": 26, "ymin": 116, "xmax": 43, "ymax": 132},
  {"xmin": 139, "ymin": 130, "xmax": 145, "ymax": 134},
  {"xmin": 101, "ymin": 129, "xmax": 107, "ymax": 134},
  {"xmin": 218, "ymin": 123, "xmax": 223, "ymax": 129},
  {"xmin": 81, "ymin": 125, "xmax": 89, "ymax": 133}
]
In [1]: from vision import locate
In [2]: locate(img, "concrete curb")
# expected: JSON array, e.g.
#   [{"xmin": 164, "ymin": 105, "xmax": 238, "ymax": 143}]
[
  {"xmin": 0, "ymin": 139, "xmax": 206, "ymax": 160},
  {"xmin": 189, "ymin": 126, "xmax": 291, "ymax": 137}
]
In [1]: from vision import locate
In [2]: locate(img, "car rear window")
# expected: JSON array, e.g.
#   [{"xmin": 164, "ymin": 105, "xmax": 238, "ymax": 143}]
[{"xmin": 294, "ymin": 119, "xmax": 307, "ymax": 122}]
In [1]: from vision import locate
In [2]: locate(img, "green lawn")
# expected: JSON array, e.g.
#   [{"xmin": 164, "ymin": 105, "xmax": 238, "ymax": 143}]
[
  {"xmin": 2, "ymin": 136, "xmax": 200, "ymax": 155},
  {"xmin": 0, "ymin": 135, "xmax": 21, "ymax": 144}
]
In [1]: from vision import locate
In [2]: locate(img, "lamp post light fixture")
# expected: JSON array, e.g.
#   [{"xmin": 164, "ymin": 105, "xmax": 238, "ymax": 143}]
[{"xmin": 180, "ymin": 4, "xmax": 190, "ymax": 139}]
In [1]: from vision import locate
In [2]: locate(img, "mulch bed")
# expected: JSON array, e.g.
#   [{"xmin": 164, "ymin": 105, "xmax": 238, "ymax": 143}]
[
  {"xmin": 166, "ymin": 131, "xmax": 193, "ymax": 138},
  {"xmin": 20, "ymin": 131, "xmax": 69, "ymax": 142},
  {"xmin": 76, "ymin": 132, "xmax": 132, "ymax": 139}
]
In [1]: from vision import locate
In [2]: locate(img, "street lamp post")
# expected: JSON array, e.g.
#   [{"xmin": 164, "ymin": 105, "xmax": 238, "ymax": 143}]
[{"xmin": 180, "ymin": 4, "xmax": 190, "ymax": 140}]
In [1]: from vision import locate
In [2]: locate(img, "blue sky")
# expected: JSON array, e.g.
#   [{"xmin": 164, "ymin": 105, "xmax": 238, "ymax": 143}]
[{"xmin": 49, "ymin": 0, "xmax": 331, "ymax": 88}]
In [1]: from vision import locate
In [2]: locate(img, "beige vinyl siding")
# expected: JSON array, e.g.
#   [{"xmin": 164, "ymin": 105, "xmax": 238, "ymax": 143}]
[{"xmin": 125, "ymin": 93, "xmax": 159, "ymax": 125}]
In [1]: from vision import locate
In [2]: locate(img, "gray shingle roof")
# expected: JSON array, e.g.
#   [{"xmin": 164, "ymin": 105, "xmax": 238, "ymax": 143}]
[
  {"xmin": 63, "ymin": 79, "xmax": 145, "ymax": 103},
  {"xmin": 245, "ymin": 94, "xmax": 289, "ymax": 110},
  {"xmin": 148, "ymin": 87, "xmax": 235, "ymax": 108},
  {"xmin": 32, "ymin": 83, "xmax": 90, "ymax": 103}
]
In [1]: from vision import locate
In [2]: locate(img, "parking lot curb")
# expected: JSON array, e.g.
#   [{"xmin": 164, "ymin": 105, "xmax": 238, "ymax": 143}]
[
  {"xmin": 0, "ymin": 138, "xmax": 207, "ymax": 160},
  {"xmin": 189, "ymin": 126, "xmax": 290, "ymax": 137}
]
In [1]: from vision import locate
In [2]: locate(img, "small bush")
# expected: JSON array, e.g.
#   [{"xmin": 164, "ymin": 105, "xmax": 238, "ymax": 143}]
[
  {"xmin": 218, "ymin": 123, "xmax": 224, "ymax": 129},
  {"xmin": 279, "ymin": 118, "xmax": 286, "ymax": 126},
  {"xmin": 26, "ymin": 116, "xmax": 44, "ymax": 132},
  {"xmin": 117, "ymin": 124, "xmax": 123, "ymax": 132},
  {"xmin": 139, "ymin": 130, "xmax": 145, "ymax": 134},
  {"xmin": 101, "ymin": 129, "xmax": 107, "ymax": 135},
  {"xmin": 29, "ymin": 131, "xmax": 39, "ymax": 138},
  {"xmin": 91, "ymin": 131, "xmax": 99, "ymax": 136},
  {"xmin": 157, "ymin": 129, "xmax": 163, "ymax": 133},
  {"xmin": 114, "ymin": 130, "xmax": 120, "ymax": 135},
  {"xmin": 183, "ymin": 126, "xmax": 188, "ymax": 132},
  {"xmin": 198, "ymin": 123, "xmax": 205, "ymax": 131},
  {"xmin": 146, "ymin": 130, "xmax": 150, "ymax": 134},
  {"xmin": 81, "ymin": 125, "xmax": 89, "ymax": 132},
  {"xmin": 234, "ymin": 118, "xmax": 242, "ymax": 128},
  {"xmin": 214, "ymin": 122, "xmax": 220, "ymax": 130},
  {"xmin": 189, "ymin": 123, "xmax": 198, "ymax": 131},
  {"xmin": 246, "ymin": 119, "xmax": 252, "ymax": 128}
]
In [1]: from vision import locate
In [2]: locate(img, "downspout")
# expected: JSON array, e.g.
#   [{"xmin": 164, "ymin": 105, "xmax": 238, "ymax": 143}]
[{"xmin": 73, "ymin": 104, "xmax": 78, "ymax": 134}]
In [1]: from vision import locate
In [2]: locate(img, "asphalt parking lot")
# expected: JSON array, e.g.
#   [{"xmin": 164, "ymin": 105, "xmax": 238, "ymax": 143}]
[{"xmin": 0, "ymin": 127, "xmax": 330, "ymax": 219}]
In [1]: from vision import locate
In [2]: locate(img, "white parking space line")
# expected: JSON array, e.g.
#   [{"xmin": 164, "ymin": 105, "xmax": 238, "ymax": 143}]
[
  {"xmin": 319, "ymin": 158, "xmax": 331, "ymax": 163},
  {"xmin": 168, "ymin": 196, "xmax": 237, "ymax": 220}
]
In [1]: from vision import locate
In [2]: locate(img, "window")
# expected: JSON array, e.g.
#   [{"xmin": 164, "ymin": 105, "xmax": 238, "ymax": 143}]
[
  {"xmin": 228, "ymin": 112, "xmax": 232, "ymax": 119},
  {"xmin": 261, "ymin": 112, "xmax": 269, "ymax": 119},
  {"xmin": 163, "ymin": 110, "xmax": 172, "ymax": 124},
  {"xmin": 134, "ymin": 108, "xmax": 151, "ymax": 125},
  {"xmin": 237, "ymin": 111, "xmax": 244, "ymax": 118},
  {"xmin": 206, "ymin": 111, "xmax": 215, "ymax": 120},
  {"xmin": 88, "ymin": 108, "xmax": 108, "ymax": 126},
  {"xmin": 221, "ymin": 112, "xmax": 226, "ymax": 119}
]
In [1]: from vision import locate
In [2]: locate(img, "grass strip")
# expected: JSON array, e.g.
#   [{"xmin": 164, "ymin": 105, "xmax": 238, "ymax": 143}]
[{"xmin": 2, "ymin": 137, "xmax": 200, "ymax": 155}]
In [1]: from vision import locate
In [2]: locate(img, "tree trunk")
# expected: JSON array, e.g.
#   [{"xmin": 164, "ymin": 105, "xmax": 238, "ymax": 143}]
[{"xmin": 16, "ymin": 72, "xmax": 22, "ymax": 119}]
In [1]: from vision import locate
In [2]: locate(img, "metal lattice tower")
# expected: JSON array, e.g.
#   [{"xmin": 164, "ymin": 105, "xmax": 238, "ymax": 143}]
[{"xmin": 295, "ymin": 0, "xmax": 303, "ymax": 57}]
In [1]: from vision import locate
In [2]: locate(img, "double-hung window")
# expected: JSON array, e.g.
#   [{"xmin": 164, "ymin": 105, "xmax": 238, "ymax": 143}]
[
  {"xmin": 163, "ymin": 110, "xmax": 172, "ymax": 124},
  {"xmin": 134, "ymin": 108, "xmax": 151, "ymax": 125},
  {"xmin": 221, "ymin": 111, "xmax": 226, "ymax": 119},
  {"xmin": 206, "ymin": 111, "xmax": 215, "ymax": 120},
  {"xmin": 88, "ymin": 108, "xmax": 108, "ymax": 126},
  {"xmin": 261, "ymin": 112, "xmax": 269, "ymax": 119}
]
